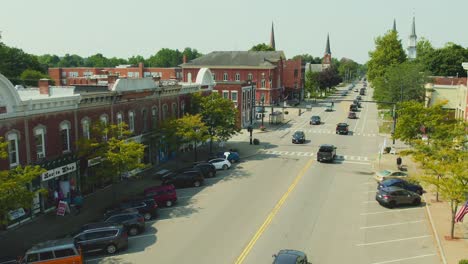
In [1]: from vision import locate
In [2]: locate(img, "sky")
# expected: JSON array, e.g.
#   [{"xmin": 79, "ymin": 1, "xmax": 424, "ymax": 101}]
[{"xmin": 1, "ymin": 0, "xmax": 467, "ymax": 64}]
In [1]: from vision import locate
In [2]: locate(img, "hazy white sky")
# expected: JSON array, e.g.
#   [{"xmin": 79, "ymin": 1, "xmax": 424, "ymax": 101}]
[{"xmin": 1, "ymin": 0, "xmax": 467, "ymax": 64}]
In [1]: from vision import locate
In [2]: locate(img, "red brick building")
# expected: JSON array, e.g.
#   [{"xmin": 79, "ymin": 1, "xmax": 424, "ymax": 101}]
[{"xmin": 283, "ymin": 58, "xmax": 304, "ymax": 100}]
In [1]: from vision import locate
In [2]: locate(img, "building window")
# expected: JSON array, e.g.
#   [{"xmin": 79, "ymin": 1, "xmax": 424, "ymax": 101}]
[
  {"xmin": 248, "ymin": 73, "xmax": 253, "ymax": 80},
  {"xmin": 212, "ymin": 73, "xmax": 216, "ymax": 81},
  {"xmin": 142, "ymin": 109, "xmax": 148, "ymax": 132},
  {"xmin": 172, "ymin": 103, "xmax": 177, "ymax": 118},
  {"xmin": 162, "ymin": 104, "xmax": 168, "ymax": 120},
  {"xmin": 187, "ymin": 73, "xmax": 192, "ymax": 82},
  {"xmin": 235, "ymin": 73, "xmax": 240, "ymax": 81},
  {"xmin": 294, "ymin": 69, "xmax": 298, "ymax": 77},
  {"xmin": 116, "ymin": 113, "xmax": 123, "ymax": 127},
  {"xmin": 261, "ymin": 79, "xmax": 266, "ymax": 88},
  {"xmin": 231, "ymin": 91, "xmax": 238, "ymax": 103},
  {"xmin": 151, "ymin": 107, "xmax": 158, "ymax": 129},
  {"xmin": 34, "ymin": 127, "xmax": 46, "ymax": 159},
  {"xmin": 128, "ymin": 111, "xmax": 135, "ymax": 132},
  {"xmin": 223, "ymin": 91, "xmax": 229, "ymax": 99},
  {"xmin": 60, "ymin": 122, "xmax": 71, "ymax": 152},
  {"xmin": 7, "ymin": 133, "xmax": 19, "ymax": 167},
  {"xmin": 82, "ymin": 119, "xmax": 90, "ymax": 140},
  {"xmin": 68, "ymin": 72, "xmax": 78, "ymax": 77},
  {"xmin": 180, "ymin": 101, "xmax": 186, "ymax": 116},
  {"xmin": 84, "ymin": 71, "xmax": 93, "ymax": 77},
  {"xmin": 100, "ymin": 115, "xmax": 108, "ymax": 141},
  {"xmin": 223, "ymin": 72, "xmax": 228, "ymax": 81}
]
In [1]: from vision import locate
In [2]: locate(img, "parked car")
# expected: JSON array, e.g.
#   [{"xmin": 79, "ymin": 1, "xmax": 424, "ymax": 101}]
[
  {"xmin": 162, "ymin": 170, "xmax": 204, "ymax": 188},
  {"xmin": 356, "ymin": 95, "xmax": 362, "ymax": 100},
  {"xmin": 273, "ymin": 249, "xmax": 309, "ymax": 264},
  {"xmin": 336, "ymin": 123, "xmax": 349, "ymax": 135},
  {"xmin": 317, "ymin": 144, "xmax": 336, "ymax": 162},
  {"xmin": 105, "ymin": 198, "xmax": 158, "ymax": 221},
  {"xmin": 353, "ymin": 100, "xmax": 362, "ymax": 108},
  {"xmin": 310, "ymin": 115, "xmax": 321, "ymax": 125},
  {"xmin": 21, "ymin": 238, "xmax": 84, "ymax": 263},
  {"xmin": 378, "ymin": 178, "xmax": 424, "ymax": 195},
  {"xmin": 376, "ymin": 186, "xmax": 421, "ymax": 208},
  {"xmin": 348, "ymin": 112, "xmax": 357, "ymax": 119},
  {"xmin": 103, "ymin": 210, "xmax": 146, "ymax": 236},
  {"xmin": 374, "ymin": 169, "xmax": 409, "ymax": 182},
  {"xmin": 292, "ymin": 130, "xmax": 306, "ymax": 144},
  {"xmin": 152, "ymin": 168, "xmax": 174, "ymax": 180},
  {"xmin": 73, "ymin": 223, "xmax": 128, "ymax": 255},
  {"xmin": 191, "ymin": 162, "xmax": 217, "ymax": 177},
  {"xmin": 208, "ymin": 158, "xmax": 232, "ymax": 170},
  {"xmin": 144, "ymin": 184, "xmax": 178, "ymax": 207},
  {"xmin": 222, "ymin": 151, "xmax": 240, "ymax": 163},
  {"xmin": 287, "ymin": 99, "xmax": 300, "ymax": 106},
  {"xmin": 325, "ymin": 105, "xmax": 333, "ymax": 112},
  {"xmin": 359, "ymin": 88, "xmax": 366, "ymax": 95},
  {"xmin": 255, "ymin": 106, "xmax": 265, "ymax": 113},
  {"xmin": 350, "ymin": 104, "xmax": 358, "ymax": 112}
]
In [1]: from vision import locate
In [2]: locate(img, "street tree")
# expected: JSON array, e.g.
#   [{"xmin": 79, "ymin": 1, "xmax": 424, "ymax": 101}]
[
  {"xmin": 249, "ymin": 43, "xmax": 275, "ymax": 51},
  {"xmin": 85, "ymin": 53, "xmax": 109, "ymax": 67},
  {"xmin": 20, "ymin": 69, "xmax": 50, "ymax": 87},
  {"xmin": 147, "ymin": 48, "xmax": 182, "ymax": 67},
  {"xmin": 367, "ymin": 30, "xmax": 407, "ymax": 82},
  {"xmin": 338, "ymin": 58, "xmax": 359, "ymax": 82},
  {"xmin": 292, "ymin": 54, "xmax": 322, "ymax": 64},
  {"xmin": 427, "ymin": 43, "xmax": 468, "ymax": 77},
  {"xmin": 414, "ymin": 38, "xmax": 435, "ymax": 73},
  {"xmin": 304, "ymin": 70, "xmax": 319, "ymax": 100},
  {"xmin": 317, "ymin": 66, "xmax": 341, "ymax": 93},
  {"xmin": 172, "ymin": 114, "xmax": 209, "ymax": 161},
  {"xmin": 37, "ymin": 54, "xmax": 61, "ymax": 68},
  {"xmin": 0, "ymin": 138, "xmax": 46, "ymax": 225},
  {"xmin": 57, "ymin": 54, "xmax": 85, "ymax": 67}
]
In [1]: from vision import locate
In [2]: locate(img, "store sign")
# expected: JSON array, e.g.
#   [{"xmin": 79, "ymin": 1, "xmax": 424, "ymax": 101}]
[
  {"xmin": 8, "ymin": 208, "xmax": 26, "ymax": 220},
  {"xmin": 41, "ymin": 162, "xmax": 77, "ymax": 181}
]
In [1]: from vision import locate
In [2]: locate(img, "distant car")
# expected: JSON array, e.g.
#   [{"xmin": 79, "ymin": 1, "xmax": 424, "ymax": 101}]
[
  {"xmin": 341, "ymin": 91, "xmax": 348, "ymax": 96},
  {"xmin": 105, "ymin": 198, "xmax": 158, "ymax": 221},
  {"xmin": 144, "ymin": 184, "xmax": 178, "ymax": 207},
  {"xmin": 317, "ymin": 144, "xmax": 336, "ymax": 162},
  {"xmin": 162, "ymin": 170, "xmax": 204, "ymax": 188},
  {"xmin": 336, "ymin": 123, "xmax": 349, "ymax": 135},
  {"xmin": 353, "ymin": 100, "xmax": 362, "ymax": 108},
  {"xmin": 103, "ymin": 210, "xmax": 146, "ymax": 236},
  {"xmin": 354, "ymin": 88, "xmax": 359, "ymax": 92},
  {"xmin": 292, "ymin": 131, "xmax": 306, "ymax": 144},
  {"xmin": 350, "ymin": 104, "xmax": 358, "ymax": 112},
  {"xmin": 273, "ymin": 249, "xmax": 309, "ymax": 264},
  {"xmin": 74, "ymin": 223, "xmax": 128, "ymax": 255},
  {"xmin": 310, "ymin": 115, "xmax": 321, "ymax": 125},
  {"xmin": 378, "ymin": 178, "xmax": 424, "ymax": 195},
  {"xmin": 376, "ymin": 186, "xmax": 421, "ymax": 208},
  {"xmin": 348, "ymin": 112, "xmax": 357, "ymax": 119},
  {"xmin": 256, "ymin": 106, "xmax": 265, "ymax": 113},
  {"xmin": 374, "ymin": 169, "xmax": 409, "ymax": 182},
  {"xmin": 208, "ymin": 158, "xmax": 231, "ymax": 170},
  {"xmin": 356, "ymin": 95, "xmax": 362, "ymax": 100},
  {"xmin": 287, "ymin": 99, "xmax": 300, "ymax": 106},
  {"xmin": 325, "ymin": 105, "xmax": 333, "ymax": 112}
]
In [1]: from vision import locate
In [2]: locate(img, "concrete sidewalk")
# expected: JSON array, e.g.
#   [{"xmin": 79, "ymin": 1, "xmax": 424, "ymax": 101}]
[{"xmin": 372, "ymin": 137, "xmax": 468, "ymax": 264}]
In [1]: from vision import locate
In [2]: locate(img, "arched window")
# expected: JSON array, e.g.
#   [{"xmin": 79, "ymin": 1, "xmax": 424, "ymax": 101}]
[
  {"xmin": 81, "ymin": 118, "xmax": 90, "ymax": 140},
  {"xmin": 223, "ymin": 72, "xmax": 228, "ymax": 81},
  {"xmin": 128, "ymin": 111, "xmax": 135, "ymax": 132},
  {"xmin": 60, "ymin": 121, "xmax": 71, "ymax": 152},
  {"xmin": 151, "ymin": 106, "xmax": 158, "ymax": 129},
  {"xmin": 180, "ymin": 101, "xmax": 186, "ymax": 116},
  {"xmin": 116, "ymin": 113, "xmax": 123, "ymax": 127},
  {"xmin": 248, "ymin": 73, "xmax": 253, "ymax": 80},
  {"xmin": 100, "ymin": 115, "xmax": 108, "ymax": 141},
  {"xmin": 235, "ymin": 73, "xmax": 240, "ymax": 81},
  {"xmin": 162, "ymin": 104, "xmax": 168, "ymax": 120},
  {"xmin": 187, "ymin": 72, "xmax": 192, "ymax": 83}
]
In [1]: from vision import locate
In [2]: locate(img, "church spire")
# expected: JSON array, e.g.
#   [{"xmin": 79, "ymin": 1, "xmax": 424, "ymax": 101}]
[
  {"xmin": 407, "ymin": 16, "xmax": 417, "ymax": 60},
  {"xmin": 270, "ymin": 22, "xmax": 276, "ymax": 50},
  {"xmin": 325, "ymin": 33, "xmax": 331, "ymax": 55},
  {"xmin": 410, "ymin": 16, "xmax": 417, "ymax": 38},
  {"xmin": 322, "ymin": 34, "xmax": 332, "ymax": 66},
  {"xmin": 393, "ymin": 19, "xmax": 397, "ymax": 32}
]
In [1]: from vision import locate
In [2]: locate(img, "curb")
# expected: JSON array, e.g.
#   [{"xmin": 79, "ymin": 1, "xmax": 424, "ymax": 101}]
[{"xmin": 423, "ymin": 193, "xmax": 448, "ymax": 264}]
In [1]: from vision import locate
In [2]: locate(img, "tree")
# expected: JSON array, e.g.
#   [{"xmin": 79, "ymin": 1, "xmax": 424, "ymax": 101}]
[
  {"xmin": 338, "ymin": 58, "xmax": 359, "ymax": 82},
  {"xmin": 128, "ymin": 55, "xmax": 146, "ymax": 66},
  {"xmin": 292, "ymin": 54, "xmax": 322, "ymax": 64},
  {"xmin": 0, "ymin": 138, "xmax": 46, "ymax": 225},
  {"xmin": 367, "ymin": 30, "xmax": 407, "ymax": 82},
  {"xmin": 37, "ymin": 54, "xmax": 61, "ymax": 68},
  {"xmin": 108, "ymin": 57, "xmax": 128, "ymax": 67},
  {"xmin": 182, "ymin": 48, "xmax": 203, "ymax": 61},
  {"xmin": 57, "ymin": 54, "xmax": 85, "ymax": 67},
  {"xmin": 0, "ymin": 43, "xmax": 44, "ymax": 84},
  {"xmin": 172, "ymin": 114, "xmax": 209, "ymax": 161},
  {"xmin": 428, "ymin": 43, "xmax": 468, "ymax": 77},
  {"xmin": 85, "ymin": 53, "xmax": 110, "ymax": 67},
  {"xmin": 20, "ymin": 69, "xmax": 49, "ymax": 87},
  {"xmin": 249, "ymin": 43, "xmax": 275, "ymax": 51},
  {"xmin": 147, "ymin": 48, "xmax": 182, "ymax": 67},
  {"xmin": 317, "ymin": 66, "xmax": 341, "ymax": 92},
  {"xmin": 304, "ymin": 70, "xmax": 319, "ymax": 99},
  {"xmin": 414, "ymin": 38, "xmax": 435, "ymax": 73}
]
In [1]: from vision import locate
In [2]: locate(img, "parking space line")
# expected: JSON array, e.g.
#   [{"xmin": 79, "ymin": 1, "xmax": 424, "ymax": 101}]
[
  {"xmin": 360, "ymin": 220, "xmax": 424, "ymax": 229},
  {"xmin": 360, "ymin": 207, "xmax": 423, "ymax": 215},
  {"xmin": 356, "ymin": 235, "xmax": 431, "ymax": 246},
  {"xmin": 343, "ymin": 161, "xmax": 371, "ymax": 165},
  {"xmin": 159, "ymin": 205, "xmax": 186, "ymax": 211},
  {"xmin": 369, "ymin": 253, "xmax": 436, "ymax": 264}
]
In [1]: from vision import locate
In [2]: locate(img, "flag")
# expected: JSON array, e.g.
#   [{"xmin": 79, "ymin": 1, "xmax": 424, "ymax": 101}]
[{"xmin": 455, "ymin": 200, "xmax": 468, "ymax": 223}]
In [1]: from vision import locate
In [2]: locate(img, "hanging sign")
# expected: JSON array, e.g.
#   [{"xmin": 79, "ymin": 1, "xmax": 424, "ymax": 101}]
[{"xmin": 41, "ymin": 162, "xmax": 77, "ymax": 181}]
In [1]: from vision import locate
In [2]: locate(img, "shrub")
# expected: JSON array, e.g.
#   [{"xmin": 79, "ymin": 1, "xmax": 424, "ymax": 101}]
[
  {"xmin": 284, "ymin": 111, "xmax": 289, "ymax": 115},
  {"xmin": 459, "ymin": 260, "xmax": 468, "ymax": 264}
]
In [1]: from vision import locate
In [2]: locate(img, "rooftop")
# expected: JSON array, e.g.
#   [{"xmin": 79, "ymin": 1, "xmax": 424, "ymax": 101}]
[{"xmin": 181, "ymin": 51, "xmax": 286, "ymax": 68}]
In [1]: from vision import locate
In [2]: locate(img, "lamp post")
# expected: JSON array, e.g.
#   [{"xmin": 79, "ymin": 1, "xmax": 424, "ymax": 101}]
[{"xmin": 261, "ymin": 95, "xmax": 265, "ymax": 127}]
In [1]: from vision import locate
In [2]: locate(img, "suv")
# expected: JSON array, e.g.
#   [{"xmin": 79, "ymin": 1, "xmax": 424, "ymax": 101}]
[
  {"xmin": 376, "ymin": 186, "xmax": 421, "ymax": 208},
  {"xmin": 273, "ymin": 249, "xmax": 309, "ymax": 264},
  {"xmin": 106, "ymin": 198, "xmax": 158, "ymax": 221},
  {"xmin": 317, "ymin": 144, "xmax": 336, "ymax": 162},
  {"xmin": 353, "ymin": 99, "xmax": 362, "ymax": 108},
  {"xmin": 310, "ymin": 115, "xmax": 321, "ymax": 125},
  {"xmin": 103, "ymin": 210, "xmax": 146, "ymax": 236},
  {"xmin": 144, "ymin": 184, "xmax": 178, "ymax": 207},
  {"xmin": 73, "ymin": 224, "xmax": 128, "ymax": 255},
  {"xmin": 349, "ymin": 104, "xmax": 358, "ymax": 112},
  {"xmin": 348, "ymin": 112, "xmax": 357, "ymax": 119},
  {"xmin": 336, "ymin": 123, "xmax": 349, "ymax": 135},
  {"xmin": 162, "ymin": 170, "xmax": 204, "ymax": 188},
  {"xmin": 181, "ymin": 162, "xmax": 217, "ymax": 178},
  {"xmin": 378, "ymin": 178, "xmax": 423, "ymax": 195}
]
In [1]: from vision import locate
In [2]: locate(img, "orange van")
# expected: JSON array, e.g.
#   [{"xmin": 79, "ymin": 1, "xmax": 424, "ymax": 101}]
[{"xmin": 21, "ymin": 238, "xmax": 83, "ymax": 264}]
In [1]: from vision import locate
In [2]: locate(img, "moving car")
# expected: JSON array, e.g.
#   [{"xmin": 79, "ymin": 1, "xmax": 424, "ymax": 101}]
[
  {"xmin": 325, "ymin": 105, "xmax": 333, "ymax": 112},
  {"xmin": 310, "ymin": 115, "xmax": 321, "ymax": 125},
  {"xmin": 360, "ymin": 88, "xmax": 365, "ymax": 95},
  {"xmin": 292, "ymin": 130, "xmax": 306, "ymax": 144},
  {"xmin": 335, "ymin": 123, "xmax": 349, "ymax": 135},
  {"xmin": 378, "ymin": 178, "xmax": 424, "ymax": 195},
  {"xmin": 376, "ymin": 186, "xmax": 421, "ymax": 208},
  {"xmin": 353, "ymin": 99, "xmax": 362, "ymax": 108},
  {"xmin": 350, "ymin": 104, "xmax": 358, "ymax": 112},
  {"xmin": 103, "ymin": 210, "xmax": 146, "ymax": 236},
  {"xmin": 162, "ymin": 170, "xmax": 204, "ymax": 188},
  {"xmin": 356, "ymin": 95, "xmax": 362, "ymax": 100},
  {"xmin": 21, "ymin": 238, "xmax": 84, "ymax": 263},
  {"xmin": 144, "ymin": 184, "xmax": 178, "ymax": 207},
  {"xmin": 317, "ymin": 144, "xmax": 336, "ymax": 162},
  {"xmin": 74, "ymin": 223, "xmax": 128, "ymax": 255},
  {"xmin": 273, "ymin": 249, "xmax": 309, "ymax": 264},
  {"xmin": 348, "ymin": 112, "xmax": 357, "ymax": 119},
  {"xmin": 374, "ymin": 169, "xmax": 408, "ymax": 182},
  {"xmin": 105, "ymin": 198, "xmax": 158, "ymax": 221},
  {"xmin": 208, "ymin": 158, "xmax": 232, "ymax": 170}
]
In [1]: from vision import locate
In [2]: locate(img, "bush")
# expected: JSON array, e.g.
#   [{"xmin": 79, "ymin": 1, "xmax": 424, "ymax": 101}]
[
  {"xmin": 253, "ymin": 138, "xmax": 260, "ymax": 145},
  {"xmin": 384, "ymin": 147, "xmax": 391, "ymax": 153},
  {"xmin": 459, "ymin": 260, "xmax": 468, "ymax": 264},
  {"xmin": 284, "ymin": 111, "xmax": 289, "ymax": 115}
]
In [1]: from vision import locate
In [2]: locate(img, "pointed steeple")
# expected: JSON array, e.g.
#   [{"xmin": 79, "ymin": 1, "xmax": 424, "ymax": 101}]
[
  {"xmin": 407, "ymin": 16, "xmax": 417, "ymax": 60},
  {"xmin": 393, "ymin": 19, "xmax": 397, "ymax": 32},
  {"xmin": 325, "ymin": 33, "xmax": 331, "ymax": 55},
  {"xmin": 410, "ymin": 16, "xmax": 416, "ymax": 38},
  {"xmin": 270, "ymin": 22, "xmax": 276, "ymax": 50}
]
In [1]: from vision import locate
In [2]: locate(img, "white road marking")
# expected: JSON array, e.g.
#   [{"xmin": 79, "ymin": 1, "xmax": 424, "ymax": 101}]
[
  {"xmin": 360, "ymin": 220, "xmax": 425, "ymax": 229},
  {"xmin": 159, "ymin": 205, "xmax": 186, "ymax": 211},
  {"xmin": 360, "ymin": 207, "xmax": 423, "ymax": 215},
  {"xmin": 356, "ymin": 235, "xmax": 431, "ymax": 246},
  {"xmin": 343, "ymin": 161, "xmax": 371, "ymax": 165},
  {"xmin": 369, "ymin": 253, "xmax": 436, "ymax": 264}
]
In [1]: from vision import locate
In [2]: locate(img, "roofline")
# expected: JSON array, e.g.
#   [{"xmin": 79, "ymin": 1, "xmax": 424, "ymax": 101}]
[{"xmin": 181, "ymin": 65, "xmax": 277, "ymax": 70}]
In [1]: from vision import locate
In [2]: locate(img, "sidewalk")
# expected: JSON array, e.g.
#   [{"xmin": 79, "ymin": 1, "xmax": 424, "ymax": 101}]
[
  {"xmin": 373, "ymin": 136, "xmax": 468, "ymax": 264},
  {"xmin": 0, "ymin": 139, "xmax": 261, "ymax": 261}
]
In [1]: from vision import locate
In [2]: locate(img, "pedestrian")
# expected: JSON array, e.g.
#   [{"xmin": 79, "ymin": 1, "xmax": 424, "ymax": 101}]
[
  {"xmin": 396, "ymin": 156, "xmax": 402, "ymax": 170},
  {"xmin": 73, "ymin": 192, "xmax": 83, "ymax": 215}
]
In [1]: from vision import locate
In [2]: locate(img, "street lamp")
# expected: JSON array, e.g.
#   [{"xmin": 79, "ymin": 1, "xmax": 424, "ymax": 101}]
[{"xmin": 261, "ymin": 94, "xmax": 265, "ymax": 127}]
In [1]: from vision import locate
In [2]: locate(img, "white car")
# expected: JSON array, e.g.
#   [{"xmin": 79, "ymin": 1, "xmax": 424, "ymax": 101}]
[{"xmin": 208, "ymin": 158, "xmax": 231, "ymax": 170}]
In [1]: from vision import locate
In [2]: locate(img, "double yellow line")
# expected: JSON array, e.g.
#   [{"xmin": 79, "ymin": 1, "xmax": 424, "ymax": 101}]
[{"xmin": 234, "ymin": 158, "xmax": 315, "ymax": 264}]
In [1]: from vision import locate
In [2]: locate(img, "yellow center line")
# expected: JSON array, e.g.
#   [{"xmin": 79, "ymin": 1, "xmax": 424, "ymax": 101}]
[{"xmin": 234, "ymin": 158, "xmax": 315, "ymax": 264}]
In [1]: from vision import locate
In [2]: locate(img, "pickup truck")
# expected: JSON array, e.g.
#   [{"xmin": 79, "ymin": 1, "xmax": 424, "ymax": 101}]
[{"xmin": 316, "ymin": 144, "xmax": 337, "ymax": 162}]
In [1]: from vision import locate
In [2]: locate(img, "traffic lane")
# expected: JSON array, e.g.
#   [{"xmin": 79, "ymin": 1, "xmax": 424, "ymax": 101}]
[{"xmin": 242, "ymin": 160, "xmax": 372, "ymax": 264}]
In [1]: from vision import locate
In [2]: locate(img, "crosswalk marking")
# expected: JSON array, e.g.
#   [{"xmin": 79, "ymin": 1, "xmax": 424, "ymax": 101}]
[{"xmin": 277, "ymin": 128, "xmax": 377, "ymax": 137}]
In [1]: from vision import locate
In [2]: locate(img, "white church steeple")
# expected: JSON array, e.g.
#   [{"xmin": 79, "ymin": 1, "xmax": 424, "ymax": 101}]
[{"xmin": 407, "ymin": 16, "xmax": 417, "ymax": 60}]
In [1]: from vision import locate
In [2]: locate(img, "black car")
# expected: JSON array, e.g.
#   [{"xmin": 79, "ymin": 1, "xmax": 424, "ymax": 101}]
[
  {"xmin": 292, "ymin": 131, "xmax": 305, "ymax": 144},
  {"xmin": 74, "ymin": 223, "xmax": 128, "ymax": 255},
  {"xmin": 336, "ymin": 123, "xmax": 349, "ymax": 135},
  {"xmin": 376, "ymin": 186, "xmax": 421, "ymax": 208},
  {"xmin": 162, "ymin": 170, "xmax": 204, "ymax": 188},
  {"xmin": 103, "ymin": 210, "xmax": 146, "ymax": 236},
  {"xmin": 353, "ymin": 100, "xmax": 362, "ymax": 108},
  {"xmin": 184, "ymin": 162, "xmax": 217, "ymax": 178},
  {"xmin": 106, "ymin": 198, "xmax": 158, "ymax": 221},
  {"xmin": 317, "ymin": 144, "xmax": 336, "ymax": 162},
  {"xmin": 310, "ymin": 116, "xmax": 321, "ymax": 125},
  {"xmin": 350, "ymin": 104, "xmax": 358, "ymax": 112},
  {"xmin": 273, "ymin": 249, "xmax": 309, "ymax": 264},
  {"xmin": 378, "ymin": 178, "xmax": 423, "ymax": 195},
  {"xmin": 356, "ymin": 95, "xmax": 362, "ymax": 100}
]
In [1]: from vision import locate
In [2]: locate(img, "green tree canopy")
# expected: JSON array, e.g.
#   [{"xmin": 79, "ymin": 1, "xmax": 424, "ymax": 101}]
[
  {"xmin": 147, "ymin": 48, "xmax": 182, "ymax": 67},
  {"xmin": 292, "ymin": 54, "xmax": 322, "ymax": 64},
  {"xmin": 338, "ymin": 58, "xmax": 359, "ymax": 81},
  {"xmin": 428, "ymin": 43, "xmax": 468, "ymax": 77},
  {"xmin": 20, "ymin": 69, "xmax": 50, "ymax": 87},
  {"xmin": 250, "ymin": 43, "xmax": 275, "ymax": 51},
  {"xmin": 304, "ymin": 70, "xmax": 319, "ymax": 98}
]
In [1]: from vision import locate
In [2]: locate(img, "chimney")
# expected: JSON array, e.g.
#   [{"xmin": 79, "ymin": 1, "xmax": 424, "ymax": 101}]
[
  {"xmin": 38, "ymin": 79, "xmax": 50, "ymax": 95},
  {"xmin": 183, "ymin": 54, "xmax": 187, "ymax": 64}
]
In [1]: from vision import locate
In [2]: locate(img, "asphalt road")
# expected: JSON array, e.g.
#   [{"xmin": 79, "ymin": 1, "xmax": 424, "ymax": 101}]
[{"xmin": 87, "ymin": 83, "xmax": 440, "ymax": 264}]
